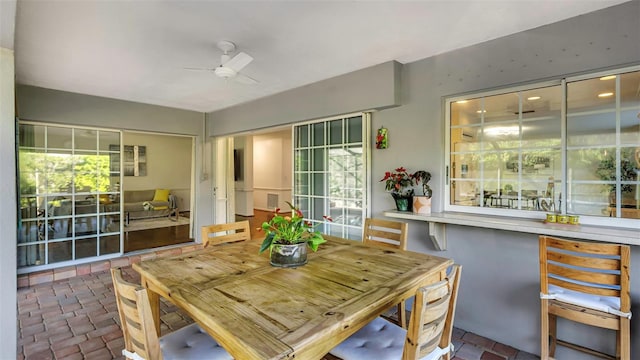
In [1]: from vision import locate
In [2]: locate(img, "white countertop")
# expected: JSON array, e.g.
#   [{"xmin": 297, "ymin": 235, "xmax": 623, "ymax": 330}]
[{"xmin": 383, "ymin": 210, "xmax": 640, "ymax": 247}]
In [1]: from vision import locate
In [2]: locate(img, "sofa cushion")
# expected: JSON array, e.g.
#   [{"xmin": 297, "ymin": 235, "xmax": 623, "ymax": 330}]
[
  {"xmin": 153, "ymin": 189, "xmax": 170, "ymax": 202},
  {"xmin": 124, "ymin": 203, "xmax": 146, "ymax": 212},
  {"xmin": 150, "ymin": 200, "xmax": 169, "ymax": 210},
  {"xmin": 124, "ymin": 190, "xmax": 155, "ymax": 203}
]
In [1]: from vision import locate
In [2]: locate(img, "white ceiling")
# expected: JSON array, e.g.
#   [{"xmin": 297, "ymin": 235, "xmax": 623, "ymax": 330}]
[{"xmin": 13, "ymin": 0, "xmax": 628, "ymax": 113}]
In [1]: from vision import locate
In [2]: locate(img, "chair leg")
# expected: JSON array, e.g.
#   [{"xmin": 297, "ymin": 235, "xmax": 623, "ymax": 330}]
[
  {"xmin": 549, "ymin": 314, "xmax": 557, "ymax": 357},
  {"xmin": 616, "ymin": 329, "xmax": 621, "ymax": 359},
  {"xmin": 619, "ymin": 317, "xmax": 630, "ymax": 360},
  {"xmin": 397, "ymin": 301, "xmax": 407, "ymax": 329},
  {"xmin": 541, "ymin": 299, "xmax": 549, "ymax": 359}
]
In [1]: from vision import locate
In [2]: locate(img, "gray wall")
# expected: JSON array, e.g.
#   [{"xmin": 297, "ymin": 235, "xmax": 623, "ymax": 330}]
[
  {"xmin": 17, "ymin": 85, "xmax": 203, "ymax": 135},
  {"xmin": 207, "ymin": 2, "xmax": 640, "ymax": 358},
  {"xmin": 16, "ymin": 85, "xmax": 213, "ymax": 239},
  {"xmin": 207, "ymin": 60, "xmax": 401, "ymax": 136}
]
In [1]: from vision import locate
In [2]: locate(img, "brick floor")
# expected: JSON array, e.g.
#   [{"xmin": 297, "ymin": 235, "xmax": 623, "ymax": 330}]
[{"xmin": 17, "ymin": 266, "xmax": 540, "ymax": 360}]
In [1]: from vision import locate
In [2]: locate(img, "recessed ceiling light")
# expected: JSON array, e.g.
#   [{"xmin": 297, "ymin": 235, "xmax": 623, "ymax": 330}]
[
  {"xmin": 484, "ymin": 126, "xmax": 520, "ymax": 136},
  {"xmin": 600, "ymin": 75, "xmax": 616, "ymax": 81},
  {"xmin": 527, "ymin": 96, "xmax": 541, "ymax": 101},
  {"xmin": 456, "ymin": 100, "xmax": 468, "ymax": 104},
  {"xmin": 476, "ymin": 110, "xmax": 486, "ymax": 114},
  {"xmin": 598, "ymin": 92, "xmax": 614, "ymax": 98}
]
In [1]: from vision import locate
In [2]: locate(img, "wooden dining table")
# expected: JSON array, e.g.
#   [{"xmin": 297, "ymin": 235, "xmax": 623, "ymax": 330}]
[{"xmin": 132, "ymin": 235, "xmax": 453, "ymax": 360}]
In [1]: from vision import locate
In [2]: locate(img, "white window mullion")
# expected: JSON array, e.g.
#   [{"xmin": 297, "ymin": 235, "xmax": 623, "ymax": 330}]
[{"xmin": 560, "ymin": 78, "xmax": 567, "ymax": 215}]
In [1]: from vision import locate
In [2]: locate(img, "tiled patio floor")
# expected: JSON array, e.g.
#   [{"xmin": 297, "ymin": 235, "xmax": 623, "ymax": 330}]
[{"xmin": 17, "ymin": 266, "xmax": 540, "ymax": 360}]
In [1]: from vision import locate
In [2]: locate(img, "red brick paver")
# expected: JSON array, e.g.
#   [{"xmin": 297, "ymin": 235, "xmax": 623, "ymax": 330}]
[{"xmin": 17, "ymin": 266, "xmax": 194, "ymax": 359}]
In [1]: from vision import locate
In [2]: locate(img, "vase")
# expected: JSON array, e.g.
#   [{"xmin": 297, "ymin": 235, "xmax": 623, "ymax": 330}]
[
  {"xmin": 391, "ymin": 193, "xmax": 413, "ymax": 212},
  {"xmin": 270, "ymin": 242, "xmax": 308, "ymax": 268},
  {"xmin": 413, "ymin": 196, "xmax": 432, "ymax": 214}
]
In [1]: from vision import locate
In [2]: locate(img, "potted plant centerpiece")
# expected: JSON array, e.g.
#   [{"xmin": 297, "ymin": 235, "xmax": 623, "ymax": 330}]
[
  {"xmin": 381, "ymin": 167, "xmax": 416, "ymax": 211},
  {"xmin": 259, "ymin": 202, "xmax": 329, "ymax": 267},
  {"xmin": 412, "ymin": 170, "xmax": 432, "ymax": 214}
]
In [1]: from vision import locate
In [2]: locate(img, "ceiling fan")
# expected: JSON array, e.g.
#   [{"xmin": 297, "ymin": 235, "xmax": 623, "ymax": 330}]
[{"xmin": 186, "ymin": 40, "xmax": 258, "ymax": 84}]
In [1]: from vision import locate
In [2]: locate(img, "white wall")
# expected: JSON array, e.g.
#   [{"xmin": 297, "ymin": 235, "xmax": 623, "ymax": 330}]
[
  {"xmin": 0, "ymin": 46, "xmax": 17, "ymax": 360},
  {"xmin": 122, "ymin": 132, "xmax": 192, "ymax": 211},
  {"xmin": 253, "ymin": 130, "xmax": 292, "ymax": 211},
  {"xmin": 206, "ymin": 3, "xmax": 640, "ymax": 358}
]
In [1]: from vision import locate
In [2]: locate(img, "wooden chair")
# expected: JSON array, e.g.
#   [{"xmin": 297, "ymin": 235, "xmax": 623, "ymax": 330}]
[
  {"xmin": 329, "ymin": 264, "xmax": 462, "ymax": 360},
  {"xmin": 362, "ymin": 218, "xmax": 409, "ymax": 328},
  {"xmin": 110, "ymin": 268, "xmax": 232, "ymax": 360},
  {"xmin": 362, "ymin": 217, "xmax": 408, "ymax": 250},
  {"xmin": 539, "ymin": 235, "xmax": 631, "ymax": 360},
  {"xmin": 201, "ymin": 220, "xmax": 251, "ymax": 247}
]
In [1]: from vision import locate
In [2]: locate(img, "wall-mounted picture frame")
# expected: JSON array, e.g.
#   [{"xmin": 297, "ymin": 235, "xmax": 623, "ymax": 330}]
[{"xmin": 120, "ymin": 145, "xmax": 147, "ymax": 176}]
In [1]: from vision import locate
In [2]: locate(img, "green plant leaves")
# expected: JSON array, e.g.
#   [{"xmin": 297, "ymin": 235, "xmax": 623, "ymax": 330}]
[{"xmin": 259, "ymin": 233, "xmax": 275, "ymax": 254}]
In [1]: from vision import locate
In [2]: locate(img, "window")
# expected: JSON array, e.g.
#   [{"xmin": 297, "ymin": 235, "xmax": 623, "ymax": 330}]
[
  {"xmin": 446, "ymin": 67, "xmax": 640, "ymax": 227},
  {"xmin": 17, "ymin": 123, "xmax": 122, "ymax": 272},
  {"xmin": 293, "ymin": 113, "xmax": 370, "ymax": 239}
]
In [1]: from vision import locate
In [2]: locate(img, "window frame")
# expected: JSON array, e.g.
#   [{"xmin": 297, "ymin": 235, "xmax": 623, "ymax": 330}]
[{"xmin": 444, "ymin": 65, "xmax": 640, "ymax": 229}]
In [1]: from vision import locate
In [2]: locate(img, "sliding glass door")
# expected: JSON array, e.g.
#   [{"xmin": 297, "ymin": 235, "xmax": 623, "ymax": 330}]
[
  {"xmin": 17, "ymin": 122, "xmax": 122, "ymax": 271},
  {"xmin": 293, "ymin": 113, "xmax": 370, "ymax": 239}
]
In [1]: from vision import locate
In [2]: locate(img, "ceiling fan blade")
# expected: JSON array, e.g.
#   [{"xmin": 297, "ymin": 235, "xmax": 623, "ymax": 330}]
[
  {"xmin": 234, "ymin": 72, "xmax": 259, "ymax": 85},
  {"xmin": 184, "ymin": 67, "xmax": 214, "ymax": 71},
  {"xmin": 224, "ymin": 52, "xmax": 253, "ymax": 72}
]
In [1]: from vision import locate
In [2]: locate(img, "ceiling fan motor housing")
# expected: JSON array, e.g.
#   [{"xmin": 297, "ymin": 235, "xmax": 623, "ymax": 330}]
[{"xmin": 214, "ymin": 66, "xmax": 237, "ymax": 78}]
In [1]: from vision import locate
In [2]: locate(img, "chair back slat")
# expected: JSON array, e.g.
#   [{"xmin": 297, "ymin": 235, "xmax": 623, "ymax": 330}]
[
  {"xmin": 546, "ymin": 237, "xmax": 622, "ymax": 256},
  {"xmin": 416, "ymin": 306, "xmax": 448, "ymax": 344},
  {"xmin": 111, "ymin": 268, "xmax": 162, "ymax": 360},
  {"xmin": 362, "ymin": 218, "xmax": 408, "ymax": 250},
  {"xmin": 548, "ymin": 277, "xmax": 620, "ymax": 297},
  {"xmin": 547, "ymin": 263, "xmax": 620, "ymax": 288},
  {"xmin": 201, "ymin": 220, "xmax": 251, "ymax": 247},
  {"xmin": 404, "ymin": 264, "xmax": 462, "ymax": 360},
  {"xmin": 547, "ymin": 251, "xmax": 620, "ymax": 270}
]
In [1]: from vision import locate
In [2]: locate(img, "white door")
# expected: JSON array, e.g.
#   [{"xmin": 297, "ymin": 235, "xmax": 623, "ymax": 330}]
[{"xmin": 213, "ymin": 136, "xmax": 235, "ymax": 224}]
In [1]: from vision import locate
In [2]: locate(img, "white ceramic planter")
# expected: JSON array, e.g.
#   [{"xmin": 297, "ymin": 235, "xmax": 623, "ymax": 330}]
[{"xmin": 413, "ymin": 196, "xmax": 431, "ymax": 214}]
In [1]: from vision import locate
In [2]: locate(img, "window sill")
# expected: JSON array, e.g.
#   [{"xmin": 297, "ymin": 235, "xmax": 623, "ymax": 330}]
[{"xmin": 382, "ymin": 210, "xmax": 640, "ymax": 250}]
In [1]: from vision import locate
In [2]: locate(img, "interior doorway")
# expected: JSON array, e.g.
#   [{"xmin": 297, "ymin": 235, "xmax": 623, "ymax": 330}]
[
  {"xmin": 121, "ymin": 131, "xmax": 194, "ymax": 252},
  {"xmin": 233, "ymin": 127, "xmax": 292, "ymax": 239}
]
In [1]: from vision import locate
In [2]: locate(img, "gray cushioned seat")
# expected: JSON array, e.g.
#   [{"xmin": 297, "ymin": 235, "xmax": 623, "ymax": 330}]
[
  {"xmin": 330, "ymin": 317, "xmax": 450, "ymax": 360},
  {"xmin": 159, "ymin": 323, "xmax": 232, "ymax": 360}
]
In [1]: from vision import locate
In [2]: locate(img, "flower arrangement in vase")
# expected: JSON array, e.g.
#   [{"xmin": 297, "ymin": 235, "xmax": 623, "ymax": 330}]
[{"xmin": 380, "ymin": 167, "xmax": 415, "ymax": 211}]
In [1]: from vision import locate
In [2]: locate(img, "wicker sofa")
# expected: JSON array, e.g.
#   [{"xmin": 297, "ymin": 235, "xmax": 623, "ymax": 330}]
[{"xmin": 121, "ymin": 189, "xmax": 176, "ymax": 220}]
